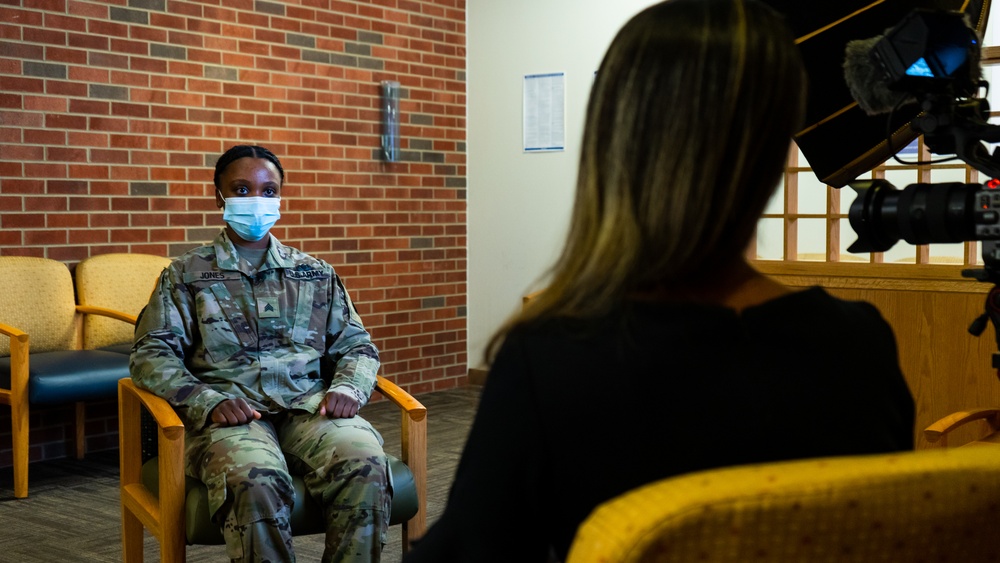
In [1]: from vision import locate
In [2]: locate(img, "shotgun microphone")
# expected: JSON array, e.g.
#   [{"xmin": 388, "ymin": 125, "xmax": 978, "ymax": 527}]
[
  {"xmin": 842, "ymin": 10, "xmax": 981, "ymax": 117},
  {"xmin": 843, "ymin": 35, "xmax": 916, "ymax": 116}
]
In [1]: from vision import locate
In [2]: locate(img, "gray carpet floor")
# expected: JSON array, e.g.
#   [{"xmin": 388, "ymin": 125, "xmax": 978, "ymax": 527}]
[{"xmin": 0, "ymin": 385, "xmax": 481, "ymax": 562}]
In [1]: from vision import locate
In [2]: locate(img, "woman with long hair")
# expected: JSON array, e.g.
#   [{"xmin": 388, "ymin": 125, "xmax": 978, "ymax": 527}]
[{"xmin": 406, "ymin": 1, "xmax": 915, "ymax": 561}]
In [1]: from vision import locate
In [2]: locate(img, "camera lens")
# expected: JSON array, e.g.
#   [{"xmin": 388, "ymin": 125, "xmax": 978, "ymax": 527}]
[{"xmin": 847, "ymin": 179, "xmax": 983, "ymax": 253}]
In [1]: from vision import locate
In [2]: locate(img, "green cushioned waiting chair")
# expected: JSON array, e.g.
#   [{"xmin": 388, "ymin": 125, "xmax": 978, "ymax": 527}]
[
  {"xmin": 118, "ymin": 376, "xmax": 427, "ymax": 562},
  {"xmin": 0, "ymin": 256, "xmax": 138, "ymax": 498}
]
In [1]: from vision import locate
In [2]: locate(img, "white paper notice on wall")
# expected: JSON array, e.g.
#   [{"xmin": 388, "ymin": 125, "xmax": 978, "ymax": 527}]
[{"xmin": 523, "ymin": 72, "xmax": 566, "ymax": 152}]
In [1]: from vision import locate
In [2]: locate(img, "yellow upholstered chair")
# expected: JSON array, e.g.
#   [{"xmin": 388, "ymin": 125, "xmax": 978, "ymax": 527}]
[
  {"xmin": 566, "ymin": 446, "xmax": 1000, "ymax": 562},
  {"xmin": 119, "ymin": 376, "xmax": 427, "ymax": 562},
  {"xmin": 75, "ymin": 253, "xmax": 172, "ymax": 353},
  {"xmin": 0, "ymin": 256, "xmax": 136, "ymax": 498}
]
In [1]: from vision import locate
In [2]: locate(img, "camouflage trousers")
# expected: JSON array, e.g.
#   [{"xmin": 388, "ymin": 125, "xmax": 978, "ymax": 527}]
[{"xmin": 185, "ymin": 410, "xmax": 391, "ymax": 563}]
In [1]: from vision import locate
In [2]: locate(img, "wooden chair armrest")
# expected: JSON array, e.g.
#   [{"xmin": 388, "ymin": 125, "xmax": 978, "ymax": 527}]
[
  {"xmin": 375, "ymin": 375, "xmax": 427, "ymax": 421},
  {"xmin": 76, "ymin": 304, "xmax": 139, "ymax": 325},
  {"xmin": 0, "ymin": 321, "xmax": 28, "ymax": 341},
  {"xmin": 374, "ymin": 375, "xmax": 427, "ymax": 540},
  {"xmin": 118, "ymin": 378, "xmax": 185, "ymax": 545},
  {"xmin": 0, "ymin": 322, "xmax": 29, "ymax": 403},
  {"xmin": 924, "ymin": 408, "xmax": 1000, "ymax": 443},
  {"xmin": 119, "ymin": 378, "xmax": 184, "ymax": 431}
]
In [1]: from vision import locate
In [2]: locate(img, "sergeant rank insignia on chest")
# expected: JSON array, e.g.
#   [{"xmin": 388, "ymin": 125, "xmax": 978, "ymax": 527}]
[{"xmin": 257, "ymin": 297, "xmax": 280, "ymax": 318}]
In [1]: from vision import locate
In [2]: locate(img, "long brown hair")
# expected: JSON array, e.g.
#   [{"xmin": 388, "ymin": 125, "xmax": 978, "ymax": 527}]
[{"xmin": 486, "ymin": 0, "xmax": 806, "ymax": 362}]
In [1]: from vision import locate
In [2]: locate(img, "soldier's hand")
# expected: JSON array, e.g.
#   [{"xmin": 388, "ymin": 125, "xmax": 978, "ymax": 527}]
[
  {"xmin": 320, "ymin": 390, "xmax": 360, "ymax": 418},
  {"xmin": 210, "ymin": 398, "xmax": 262, "ymax": 427}
]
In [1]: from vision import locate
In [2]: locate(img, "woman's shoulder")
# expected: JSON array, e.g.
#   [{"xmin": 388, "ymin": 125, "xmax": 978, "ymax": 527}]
[
  {"xmin": 756, "ymin": 286, "xmax": 884, "ymax": 318},
  {"xmin": 746, "ymin": 286, "xmax": 895, "ymax": 344},
  {"xmin": 508, "ymin": 312, "xmax": 609, "ymax": 343}
]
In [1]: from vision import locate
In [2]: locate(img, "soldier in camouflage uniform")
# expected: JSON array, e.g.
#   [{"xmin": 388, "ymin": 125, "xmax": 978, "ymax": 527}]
[{"xmin": 131, "ymin": 145, "xmax": 389, "ymax": 563}]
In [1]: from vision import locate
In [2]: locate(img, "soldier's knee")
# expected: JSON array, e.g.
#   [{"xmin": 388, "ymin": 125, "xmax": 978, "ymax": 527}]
[
  {"xmin": 330, "ymin": 454, "xmax": 389, "ymax": 489},
  {"xmin": 229, "ymin": 465, "xmax": 295, "ymax": 509}
]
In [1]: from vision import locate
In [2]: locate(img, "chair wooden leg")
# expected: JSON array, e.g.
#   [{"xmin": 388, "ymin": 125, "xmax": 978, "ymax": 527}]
[
  {"xmin": 162, "ymin": 538, "xmax": 186, "ymax": 563},
  {"xmin": 121, "ymin": 503, "xmax": 144, "ymax": 563},
  {"xmin": 402, "ymin": 522, "xmax": 412, "ymax": 555},
  {"xmin": 75, "ymin": 401, "xmax": 86, "ymax": 460},
  {"xmin": 10, "ymin": 400, "xmax": 29, "ymax": 498},
  {"xmin": 160, "ymin": 481, "xmax": 187, "ymax": 563},
  {"xmin": 119, "ymin": 380, "xmax": 188, "ymax": 563},
  {"xmin": 119, "ymin": 380, "xmax": 148, "ymax": 562},
  {"xmin": 402, "ymin": 409, "xmax": 427, "ymax": 550},
  {"xmin": 159, "ymin": 422, "xmax": 188, "ymax": 563},
  {"xmin": 9, "ymin": 333, "xmax": 30, "ymax": 498}
]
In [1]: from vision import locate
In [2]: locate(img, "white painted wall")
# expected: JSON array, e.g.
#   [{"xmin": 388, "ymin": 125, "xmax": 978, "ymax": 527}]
[{"xmin": 466, "ymin": 0, "xmax": 658, "ymax": 367}]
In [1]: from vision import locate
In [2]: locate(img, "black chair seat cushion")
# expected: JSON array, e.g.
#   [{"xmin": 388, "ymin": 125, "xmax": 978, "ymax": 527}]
[
  {"xmin": 0, "ymin": 349, "xmax": 130, "ymax": 405},
  {"xmin": 99, "ymin": 343, "xmax": 133, "ymax": 355},
  {"xmin": 141, "ymin": 454, "xmax": 418, "ymax": 544}
]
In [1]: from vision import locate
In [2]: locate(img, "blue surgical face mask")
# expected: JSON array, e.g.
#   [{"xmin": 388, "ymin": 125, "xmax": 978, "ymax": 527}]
[{"xmin": 220, "ymin": 195, "xmax": 281, "ymax": 242}]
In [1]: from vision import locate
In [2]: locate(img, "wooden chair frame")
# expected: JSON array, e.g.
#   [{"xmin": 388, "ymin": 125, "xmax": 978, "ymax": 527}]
[
  {"xmin": 0, "ymin": 304, "xmax": 136, "ymax": 499},
  {"xmin": 118, "ymin": 376, "xmax": 427, "ymax": 562},
  {"xmin": 924, "ymin": 407, "xmax": 1000, "ymax": 447}
]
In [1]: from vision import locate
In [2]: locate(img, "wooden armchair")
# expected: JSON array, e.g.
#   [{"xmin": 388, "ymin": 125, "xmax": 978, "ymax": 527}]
[
  {"xmin": 119, "ymin": 376, "xmax": 427, "ymax": 562},
  {"xmin": 0, "ymin": 256, "xmax": 136, "ymax": 498},
  {"xmin": 566, "ymin": 446, "xmax": 1000, "ymax": 562},
  {"xmin": 924, "ymin": 407, "xmax": 1000, "ymax": 447}
]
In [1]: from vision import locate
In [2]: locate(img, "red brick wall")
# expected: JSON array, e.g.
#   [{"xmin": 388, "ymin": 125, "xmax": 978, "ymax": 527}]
[{"xmin": 0, "ymin": 0, "xmax": 467, "ymax": 469}]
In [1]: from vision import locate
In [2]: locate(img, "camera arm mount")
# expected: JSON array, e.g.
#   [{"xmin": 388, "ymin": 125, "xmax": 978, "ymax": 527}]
[{"xmin": 914, "ymin": 92, "xmax": 1000, "ymax": 179}]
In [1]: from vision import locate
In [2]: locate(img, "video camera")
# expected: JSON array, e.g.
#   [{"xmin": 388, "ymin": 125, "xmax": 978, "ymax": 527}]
[
  {"xmin": 837, "ymin": 6, "xmax": 1000, "ymax": 365},
  {"xmin": 842, "ymin": 9, "xmax": 1000, "ymax": 275}
]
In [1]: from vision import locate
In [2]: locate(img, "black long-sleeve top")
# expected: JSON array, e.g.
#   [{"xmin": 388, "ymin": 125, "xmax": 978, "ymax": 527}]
[{"xmin": 404, "ymin": 287, "xmax": 915, "ymax": 563}]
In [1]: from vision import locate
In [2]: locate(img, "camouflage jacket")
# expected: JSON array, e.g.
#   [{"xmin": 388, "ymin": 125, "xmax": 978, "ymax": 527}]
[{"xmin": 130, "ymin": 230, "xmax": 380, "ymax": 431}]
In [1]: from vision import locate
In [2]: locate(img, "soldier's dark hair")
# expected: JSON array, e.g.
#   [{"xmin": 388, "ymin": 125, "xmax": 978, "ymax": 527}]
[{"xmin": 213, "ymin": 145, "xmax": 285, "ymax": 189}]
